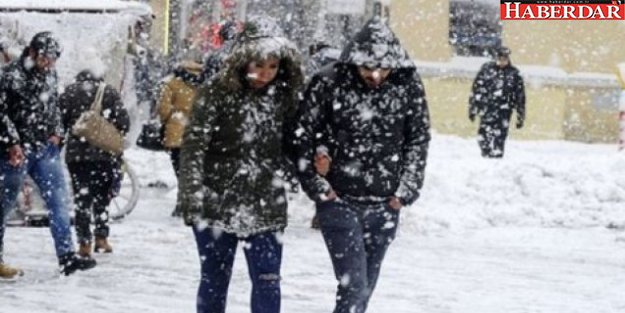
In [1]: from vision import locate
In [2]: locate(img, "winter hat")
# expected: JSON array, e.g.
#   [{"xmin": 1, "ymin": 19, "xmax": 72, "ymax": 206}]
[
  {"xmin": 339, "ymin": 17, "xmax": 414, "ymax": 69},
  {"xmin": 495, "ymin": 46, "xmax": 511, "ymax": 58},
  {"xmin": 29, "ymin": 31, "xmax": 61, "ymax": 59}
]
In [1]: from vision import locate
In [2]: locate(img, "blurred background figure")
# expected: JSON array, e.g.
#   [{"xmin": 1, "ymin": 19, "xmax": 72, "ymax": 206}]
[
  {"xmin": 157, "ymin": 58, "xmax": 204, "ymax": 217},
  {"xmin": 469, "ymin": 46, "xmax": 525, "ymax": 158}
]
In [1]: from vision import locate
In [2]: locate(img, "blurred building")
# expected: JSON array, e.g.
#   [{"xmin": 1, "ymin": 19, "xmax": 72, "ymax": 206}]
[
  {"xmin": 136, "ymin": 0, "xmax": 624, "ymax": 143},
  {"xmin": 391, "ymin": 0, "xmax": 625, "ymax": 143}
]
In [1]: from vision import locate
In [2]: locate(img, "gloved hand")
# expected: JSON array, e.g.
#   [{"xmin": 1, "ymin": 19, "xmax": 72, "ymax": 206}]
[{"xmin": 469, "ymin": 113, "xmax": 476, "ymax": 122}]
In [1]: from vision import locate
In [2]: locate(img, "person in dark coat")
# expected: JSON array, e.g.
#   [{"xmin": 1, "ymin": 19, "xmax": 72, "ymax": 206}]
[
  {"xmin": 0, "ymin": 32, "xmax": 96, "ymax": 278},
  {"xmin": 295, "ymin": 17, "xmax": 431, "ymax": 313},
  {"xmin": 469, "ymin": 46, "xmax": 525, "ymax": 158},
  {"xmin": 178, "ymin": 17, "xmax": 303, "ymax": 313},
  {"xmin": 305, "ymin": 40, "xmax": 341, "ymax": 80},
  {"xmin": 59, "ymin": 70, "xmax": 130, "ymax": 258},
  {"xmin": 200, "ymin": 20, "xmax": 240, "ymax": 83}
]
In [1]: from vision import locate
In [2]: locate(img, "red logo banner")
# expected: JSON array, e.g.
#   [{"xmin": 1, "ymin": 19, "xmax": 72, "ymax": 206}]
[{"xmin": 500, "ymin": 1, "xmax": 625, "ymax": 20}]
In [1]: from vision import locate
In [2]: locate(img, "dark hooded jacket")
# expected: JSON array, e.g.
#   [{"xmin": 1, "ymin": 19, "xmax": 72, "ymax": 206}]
[
  {"xmin": 59, "ymin": 70, "xmax": 130, "ymax": 162},
  {"xmin": 0, "ymin": 49, "xmax": 63, "ymax": 155},
  {"xmin": 295, "ymin": 18, "xmax": 431, "ymax": 206},
  {"xmin": 178, "ymin": 20, "xmax": 304, "ymax": 236},
  {"xmin": 469, "ymin": 61, "xmax": 525, "ymax": 126}
]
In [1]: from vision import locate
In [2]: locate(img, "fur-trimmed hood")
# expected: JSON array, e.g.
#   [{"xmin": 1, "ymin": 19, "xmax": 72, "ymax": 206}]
[{"xmin": 218, "ymin": 16, "xmax": 303, "ymax": 94}]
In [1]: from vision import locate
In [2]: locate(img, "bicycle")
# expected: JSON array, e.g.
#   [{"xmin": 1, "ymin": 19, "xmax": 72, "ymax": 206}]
[{"xmin": 6, "ymin": 158, "xmax": 140, "ymax": 227}]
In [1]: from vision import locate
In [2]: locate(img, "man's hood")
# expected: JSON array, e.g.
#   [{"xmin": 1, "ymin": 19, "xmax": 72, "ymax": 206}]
[{"xmin": 339, "ymin": 17, "xmax": 414, "ymax": 70}]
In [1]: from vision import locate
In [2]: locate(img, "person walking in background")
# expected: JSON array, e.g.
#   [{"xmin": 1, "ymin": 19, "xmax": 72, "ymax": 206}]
[
  {"xmin": 305, "ymin": 40, "xmax": 340, "ymax": 80},
  {"xmin": 295, "ymin": 17, "xmax": 431, "ymax": 313},
  {"xmin": 157, "ymin": 59, "xmax": 203, "ymax": 217},
  {"xmin": 178, "ymin": 17, "xmax": 303, "ymax": 313},
  {"xmin": 0, "ymin": 32, "xmax": 96, "ymax": 278},
  {"xmin": 469, "ymin": 46, "xmax": 525, "ymax": 158},
  {"xmin": 200, "ymin": 20, "xmax": 240, "ymax": 83},
  {"xmin": 59, "ymin": 69, "xmax": 130, "ymax": 258}
]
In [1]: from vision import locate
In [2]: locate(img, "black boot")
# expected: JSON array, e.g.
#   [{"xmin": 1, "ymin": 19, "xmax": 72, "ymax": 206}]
[{"xmin": 59, "ymin": 253, "xmax": 97, "ymax": 276}]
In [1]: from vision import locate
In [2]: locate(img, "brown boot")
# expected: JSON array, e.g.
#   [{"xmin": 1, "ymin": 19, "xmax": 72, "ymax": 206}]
[
  {"xmin": 94, "ymin": 237, "xmax": 113, "ymax": 253},
  {"xmin": 78, "ymin": 242, "xmax": 92, "ymax": 258},
  {"xmin": 0, "ymin": 263, "xmax": 24, "ymax": 279}
]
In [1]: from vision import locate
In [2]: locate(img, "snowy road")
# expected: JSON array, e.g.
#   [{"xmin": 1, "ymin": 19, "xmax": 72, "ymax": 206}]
[{"xmin": 1, "ymin": 136, "xmax": 625, "ymax": 313}]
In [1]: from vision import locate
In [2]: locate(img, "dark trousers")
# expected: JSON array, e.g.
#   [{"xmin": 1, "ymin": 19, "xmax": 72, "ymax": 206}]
[
  {"xmin": 316, "ymin": 199, "xmax": 399, "ymax": 313},
  {"xmin": 169, "ymin": 148, "xmax": 181, "ymax": 178},
  {"xmin": 477, "ymin": 119, "xmax": 510, "ymax": 158},
  {"xmin": 67, "ymin": 161, "xmax": 115, "ymax": 243},
  {"xmin": 193, "ymin": 227, "xmax": 282, "ymax": 313}
]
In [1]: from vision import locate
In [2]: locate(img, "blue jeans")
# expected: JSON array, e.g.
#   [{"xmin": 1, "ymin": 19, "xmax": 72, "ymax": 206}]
[
  {"xmin": 316, "ymin": 199, "xmax": 399, "ymax": 313},
  {"xmin": 193, "ymin": 227, "xmax": 282, "ymax": 313},
  {"xmin": 0, "ymin": 143, "xmax": 74, "ymax": 262}
]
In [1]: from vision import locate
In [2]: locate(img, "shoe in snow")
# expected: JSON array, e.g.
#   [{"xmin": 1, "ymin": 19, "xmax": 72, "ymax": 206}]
[
  {"xmin": 59, "ymin": 253, "xmax": 97, "ymax": 276},
  {"xmin": 0, "ymin": 263, "xmax": 24, "ymax": 279}
]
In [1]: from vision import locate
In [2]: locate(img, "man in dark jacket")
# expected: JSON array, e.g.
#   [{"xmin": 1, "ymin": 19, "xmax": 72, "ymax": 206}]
[
  {"xmin": 469, "ymin": 46, "xmax": 525, "ymax": 158},
  {"xmin": 295, "ymin": 18, "xmax": 431, "ymax": 313},
  {"xmin": 0, "ymin": 32, "xmax": 96, "ymax": 278},
  {"xmin": 60, "ymin": 70, "xmax": 130, "ymax": 258}
]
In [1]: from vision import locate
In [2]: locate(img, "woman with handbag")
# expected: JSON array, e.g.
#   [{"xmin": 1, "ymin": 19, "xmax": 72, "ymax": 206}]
[
  {"xmin": 59, "ymin": 69, "xmax": 130, "ymax": 258},
  {"xmin": 178, "ymin": 17, "xmax": 303, "ymax": 313}
]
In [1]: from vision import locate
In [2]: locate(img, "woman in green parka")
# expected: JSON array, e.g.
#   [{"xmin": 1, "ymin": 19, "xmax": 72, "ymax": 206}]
[{"xmin": 178, "ymin": 18, "xmax": 303, "ymax": 313}]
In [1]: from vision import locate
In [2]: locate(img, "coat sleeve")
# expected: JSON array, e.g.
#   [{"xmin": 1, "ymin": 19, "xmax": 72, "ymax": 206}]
[
  {"xmin": 105, "ymin": 86, "xmax": 130, "ymax": 135},
  {"xmin": 178, "ymin": 87, "xmax": 218, "ymax": 224},
  {"xmin": 58, "ymin": 88, "xmax": 73, "ymax": 133},
  {"xmin": 515, "ymin": 73, "xmax": 526, "ymax": 125},
  {"xmin": 394, "ymin": 72, "xmax": 431, "ymax": 206},
  {"xmin": 157, "ymin": 81, "xmax": 174, "ymax": 124},
  {"xmin": 294, "ymin": 75, "xmax": 333, "ymax": 202},
  {"xmin": 0, "ymin": 72, "xmax": 20, "ymax": 147},
  {"xmin": 469, "ymin": 65, "xmax": 488, "ymax": 118},
  {"xmin": 47, "ymin": 75, "xmax": 64, "ymax": 139}
]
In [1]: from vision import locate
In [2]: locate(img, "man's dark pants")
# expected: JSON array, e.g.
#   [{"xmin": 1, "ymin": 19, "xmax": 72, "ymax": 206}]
[{"xmin": 316, "ymin": 199, "xmax": 399, "ymax": 313}]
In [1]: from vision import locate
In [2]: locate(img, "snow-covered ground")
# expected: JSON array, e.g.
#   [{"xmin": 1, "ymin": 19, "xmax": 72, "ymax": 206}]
[{"xmin": 1, "ymin": 134, "xmax": 625, "ymax": 313}]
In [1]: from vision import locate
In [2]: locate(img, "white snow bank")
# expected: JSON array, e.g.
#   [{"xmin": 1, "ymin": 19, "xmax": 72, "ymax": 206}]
[{"xmin": 409, "ymin": 135, "xmax": 625, "ymax": 234}]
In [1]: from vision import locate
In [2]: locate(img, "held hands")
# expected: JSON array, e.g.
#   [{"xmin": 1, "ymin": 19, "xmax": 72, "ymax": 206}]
[
  {"xmin": 8, "ymin": 145, "xmax": 24, "ymax": 167},
  {"xmin": 320, "ymin": 189, "xmax": 337, "ymax": 202},
  {"xmin": 388, "ymin": 196, "xmax": 403, "ymax": 210}
]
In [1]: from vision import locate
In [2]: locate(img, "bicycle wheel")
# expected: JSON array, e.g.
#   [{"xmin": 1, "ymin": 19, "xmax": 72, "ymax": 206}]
[{"xmin": 108, "ymin": 158, "xmax": 140, "ymax": 221}]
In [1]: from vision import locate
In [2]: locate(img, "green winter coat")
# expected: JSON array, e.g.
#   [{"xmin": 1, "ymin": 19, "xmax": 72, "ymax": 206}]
[{"xmin": 178, "ymin": 23, "xmax": 303, "ymax": 236}]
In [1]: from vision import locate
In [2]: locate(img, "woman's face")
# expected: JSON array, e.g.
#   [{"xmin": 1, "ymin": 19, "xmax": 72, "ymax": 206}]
[{"xmin": 246, "ymin": 57, "xmax": 280, "ymax": 89}]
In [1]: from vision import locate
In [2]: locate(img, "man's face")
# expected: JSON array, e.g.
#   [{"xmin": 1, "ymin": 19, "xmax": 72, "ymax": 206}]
[
  {"xmin": 496, "ymin": 56, "xmax": 510, "ymax": 68},
  {"xmin": 30, "ymin": 50, "xmax": 57, "ymax": 73},
  {"xmin": 357, "ymin": 66, "xmax": 391, "ymax": 88},
  {"xmin": 246, "ymin": 57, "xmax": 280, "ymax": 89}
]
